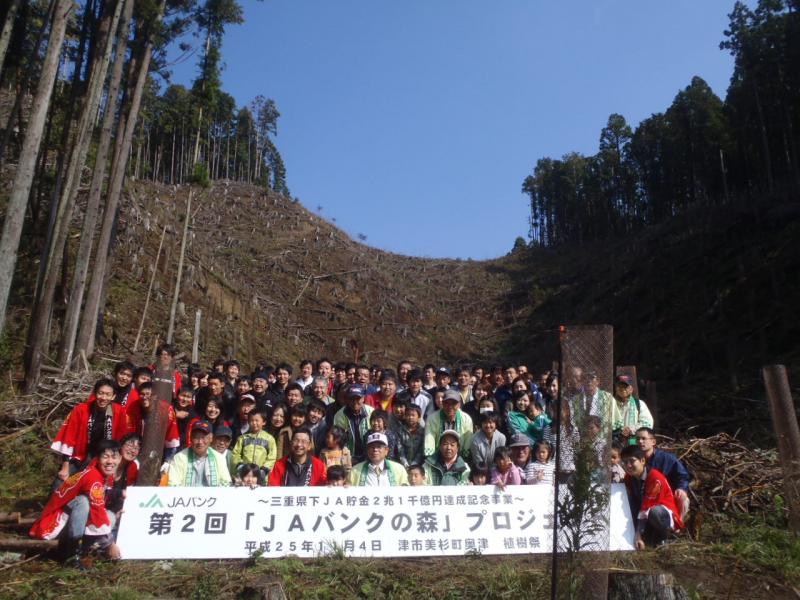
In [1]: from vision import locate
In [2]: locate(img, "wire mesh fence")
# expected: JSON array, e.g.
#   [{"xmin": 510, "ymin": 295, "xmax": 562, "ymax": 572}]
[{"xmin": 552, "ymin": 324, "xmax": 613, "ymax": 599}]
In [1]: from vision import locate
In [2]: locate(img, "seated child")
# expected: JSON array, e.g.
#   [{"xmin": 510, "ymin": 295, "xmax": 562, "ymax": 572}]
[
  {"xmin": 524, "ymin": 440, "xmax": 555, "ymax": 484},
  {"xmin": 236, "ymin": 463, "xmax": 267, "ymax": 488},
  {"xmin": 397, "ymin": 403, "xmax": 425, "ymax": 467},
  {"xmin": 327, "ymin": 465, "xmax": 347, "ymax": 487},
  {"xmin": 319, "ymin": 426, "xmax": 352, "ymax": 475},
  {"xmin": 407, "ymin": 464, "xmax": 426, "ymax": 486},
  {"xmin": 490, "ymin": 446, "xmax": 524, "ymax": 488},
  {"xmin": 621, "ymin": 445, "xmax": 684, "ymax": 549},
  {"xmin": 469, "ymin": 465, "xmax": 489, "ymax": 486}
]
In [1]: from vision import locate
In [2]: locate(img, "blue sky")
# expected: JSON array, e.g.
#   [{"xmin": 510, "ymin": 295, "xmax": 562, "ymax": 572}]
[{"xmin": 168, "ymin": 1, "xmax": 742, "ymax": 259}]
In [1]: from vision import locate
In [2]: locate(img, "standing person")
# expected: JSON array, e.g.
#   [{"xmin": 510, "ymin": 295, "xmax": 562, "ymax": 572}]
[
  {"xmin": 194, "ymin": 373, "xmax": 226, "ymax": 420},
  {"xmin": 396, "ymin": 403, "xmax": 425, "ymax": 467},
  {"xmin": 267, "ymin": 403, "xmax": 292, "ymax": 458},
  {"xmin": 349, "ymin": 432, "xmax": 409, "ymax": 486},
  {"xmin": 462, "ymin": 381, "xmax": 492, "ymax": 424},
  {"xmin": 152, "ymin": 343, "xmax": 182, "ymax": 400},
  {"xmin": 295, "ymin": 359, "xmax": 314, "ymax": 390},
  {"xmin": 230, "ymin": 394, "xmax": 257, "ymax": 444},
  {"xmin": 424, "ymin": 390, "xmax": 473, "ymax": 459},
  {"xmin": 266, "ymin": 362, "xmax": 293, "ymax": 406},
  {"xmin": 397, "ymin": 369, "xmax": 432, "ymax": 419},
  {"xmin": 469, "ymin": 412, "xmax": 505, "ymax": 469},
  {"xmin": 494, "ymin": 365, "xmax": 517, "ymax": 416},
  {"xmin": 542, "ymin": 374, "xmax": 559, "ymax": 420},
  {"xmin": 423, "ymin": 430, "xmax": 471, "ymax": 485},
  {"xmin": 315, "ymin": 358, "xmax": 334, "ymax": 394},
  {"xmin": 613, "ymin": 375, "xmax": 653, "ymax": 445},
  {"xmin": 333, "ymin": 384, "xmax": 374, "ymax": 464},
  {"xmin": 30, "ymin": 440, "xmax": 123, "ymax": 564},
  {"xmin": 365, "ymin": 371, "xmax": 398, "ymax": 413},
  {"xmin": 422, "ymin": 364, "xmax": 437, "ymax": 391},
  {"xmin": 454, "ymin": 367, "xmax": 473, "ymax": 404},
  {"xmin": 173, "ymin": 386, "xmax": 198, "ymax": 445},
  {"xmin": 268, "ymin": 428, "xmax": 327, "ymax": 486},
  {"xmin": 308, "ymin": 376, "xmax": 335, "ymax": 406},
  {"xmin": 621, "ymin": 445, "xmax": 684, "ymax": 549},
  {"xmin": 51, "ymin": 378, "xmax": 130, "ymax": 483},
  {"xmin": 306, "ymin": 399, "xmax": 329, "ymax": 455},
  {"xmin": 111, "ymin": 361, "xmax": 135, "ymax": 407},
  {"xmin": 168, "ymin": 421, "xmax": 232, "ymax": 487},
  {"xmin": 635, "ymin": 427, "xmax": 691, "ymax": 519},
  {"xmin": 570, "ymin": 372, "xmax": 619, "ymax": 433},
  {"xmin": 251, "ymin": 371, "xmax": 273, "ymax": 415},
  {"xmin": 231, "ymin": 410, "xmax": 277, "ymax": 473},
  {"xmin": 396, "ymin": 360, "xmax": 413, "ymax": 392}
]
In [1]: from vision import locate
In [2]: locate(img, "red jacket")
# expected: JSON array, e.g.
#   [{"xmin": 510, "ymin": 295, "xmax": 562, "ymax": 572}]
[
  {"xmin": 30, "ymin": 460, "xmax": 112, "ymax": 540},
  {"xmin": 624, "ymin": 467, "xmax": 684, "ymax": 531},
  {"xmin": 51, "ymin": 400, "xmax": 130, "ymax": 462},
  {"xmin": 365, "ymin": 393, "xmax": 395, "ymax": 413},
  {"xmin": 268, "ymin": 455, "xmax": 327, "ymax": 486}
]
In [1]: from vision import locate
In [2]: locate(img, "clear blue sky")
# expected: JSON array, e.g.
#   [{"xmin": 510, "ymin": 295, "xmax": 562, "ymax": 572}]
[{"xmin": 168, "ymin": 0, "xmax": 743, "ymax": 259}]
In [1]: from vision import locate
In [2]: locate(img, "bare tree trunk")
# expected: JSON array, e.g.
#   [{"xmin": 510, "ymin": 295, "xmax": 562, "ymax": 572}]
[
  {"xmin": 0, "ymin": 0, "xmax": 22, "ymax": 81},
  {"xmin": 169, "ymin": 129, "xmax": 175, "ymax": 183},
  {"xmin": 0, "ymin": 0, "xmax": 71, "ymax": 337},
  {"xmin": 57, "ymin": 0, "xmax": 132, "ymax": 369},
  {"xmin": 75, "ymin": 1, "xmax": 165, "ymax": 360},
  {"xmin": 24, "ymin": 0, "xmax": 123, "ymax": 392},
  {"xmin": 166, "ymin": 188, "xmax": 192, "ymax": 344}
]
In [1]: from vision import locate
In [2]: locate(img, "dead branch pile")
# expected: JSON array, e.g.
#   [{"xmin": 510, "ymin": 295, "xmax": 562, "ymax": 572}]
[
  {"xmin": 0, "ymin": 369, "xmax": 99, "ymax": 434},
  {"xmin": 661, "ymin": 432, "xmax": 782, "ymax": 515}
]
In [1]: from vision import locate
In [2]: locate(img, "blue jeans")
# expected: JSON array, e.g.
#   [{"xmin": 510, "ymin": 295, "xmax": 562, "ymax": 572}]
[
  {"xmin": 644, "ymin": 505, "xmax": 672, "ymax": 546},
  {"xmin": 64, "ymin": 496, "xmax": 116, "ymax": 540}
]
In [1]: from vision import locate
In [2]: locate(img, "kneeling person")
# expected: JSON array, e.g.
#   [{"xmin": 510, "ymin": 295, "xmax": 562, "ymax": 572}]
[
  {"xmin": 30, "ymin": 440, "xmax": 122, "ymax": 564},
  {"xmin": 621, "ymin": 445, "xmax": 684, "ymax": 549},
  {"xmin": 349, "ymin": 432, "xmax": 409, "ymax": 486}
]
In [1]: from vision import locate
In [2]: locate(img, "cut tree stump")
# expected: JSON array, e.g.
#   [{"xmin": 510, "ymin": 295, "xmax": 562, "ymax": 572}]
[{"xmin": 608, "ymin": 572, "xmax": 690, "ymax": 600}]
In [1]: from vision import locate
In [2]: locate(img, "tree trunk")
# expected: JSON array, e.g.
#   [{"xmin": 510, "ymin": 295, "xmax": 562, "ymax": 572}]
[
  {"xmin": 24, "ymin": 0, "xmax": 123, "ymax": 392},
  {"xmin": 0, "ymin": 0, "xmax": 71, "ymax": 337},
  {"xmin": 608, "ymin": 573, "xmax": 690, "ymax": 600},
  {"xmin": 0, "ymin": 0, "xmax": 22, "ymax": 81},
  {"xmin": 133, "ymin": 224, "xmax": 166, "ymax": 352},
  {"xmin": 57, "ymin": 0, "xmax": 132, "ymax": 369},
  {"xmin": 75, "ymin": 1, "xmax": 165, "ymax": 360},
  {"xmin": 166, "ymin": 188, "xmax": 192, "ymax": 344}
]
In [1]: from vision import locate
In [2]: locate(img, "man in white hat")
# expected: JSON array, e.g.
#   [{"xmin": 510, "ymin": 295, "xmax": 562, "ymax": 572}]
[{"xmin": 349, "ymin": 432, "xmax": 409, "ymax": 486}]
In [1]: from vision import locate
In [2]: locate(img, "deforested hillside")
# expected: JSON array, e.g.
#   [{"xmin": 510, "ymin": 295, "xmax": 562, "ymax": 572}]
[{"xmin": 98, "ymin": 180, "xmax": 517, "ymax": 367}]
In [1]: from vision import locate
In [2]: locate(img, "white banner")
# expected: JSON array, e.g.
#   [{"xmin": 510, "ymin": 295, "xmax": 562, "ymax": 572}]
[{"xmin": 117, "ymin": 484, "xmax": 634, "ymax": 559}]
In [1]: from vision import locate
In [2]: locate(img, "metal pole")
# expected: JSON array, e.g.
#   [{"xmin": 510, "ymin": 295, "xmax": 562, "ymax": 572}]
[
  {"xmin": 550, "ymin": 325, "xmax": 565, "ymax": 600},
  {"xmin": 762, "ymin": 365, "xmax": 800, "ymax": 532}
]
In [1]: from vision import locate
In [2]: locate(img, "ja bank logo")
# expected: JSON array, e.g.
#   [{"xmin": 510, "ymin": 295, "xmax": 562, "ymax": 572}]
[{"xmin": 139, "ymin": 493, "xmax": 164, "ymax": 509}]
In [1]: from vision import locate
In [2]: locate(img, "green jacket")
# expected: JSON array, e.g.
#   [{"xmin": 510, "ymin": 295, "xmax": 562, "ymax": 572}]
[
  {"xmin": 348, "ymin": 459, "xmax": 409, "ymax": 486},
  {"xmin": 231, "ymin": 430, "xmax": 277, "ymax": 471},
  {"xmin": 423, "ymin": 409, "xmax": 473, "ymax": 458},
  {"xmin": 333, "ymin": 405, "xmax": 374, "ymax": 455},
  {"xmin": 423, "ymin": 454, "xmax": 470, "ymax": 486}
]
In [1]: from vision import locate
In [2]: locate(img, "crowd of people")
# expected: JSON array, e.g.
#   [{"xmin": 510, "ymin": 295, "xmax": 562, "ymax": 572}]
[{"xmin": 30, "ymin": 345, "xmax": 691, "ymax": 562}]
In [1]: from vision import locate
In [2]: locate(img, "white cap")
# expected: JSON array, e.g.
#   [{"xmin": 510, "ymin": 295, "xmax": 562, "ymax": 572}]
[{"xmin": 366, "ymin": 432, "xmax": 388, "ymax": 446}]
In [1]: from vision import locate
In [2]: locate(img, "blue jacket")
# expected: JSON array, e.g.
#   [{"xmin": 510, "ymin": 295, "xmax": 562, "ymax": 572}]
[{"xmin": 647, "ymin": 448, "xmax": 690, "ymax": 492}]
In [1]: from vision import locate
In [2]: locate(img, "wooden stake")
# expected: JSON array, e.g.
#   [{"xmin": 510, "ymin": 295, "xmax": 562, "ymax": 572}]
[
  {"xmin": 192, "ymin": 309, "xmax": 201, "ymax": 364},
  {"xmin": 762, "ymin": 365, "xmax": 800, "ymax": 532},
  {"xmin": 133, "ymin": 224, "xmax": 167, "ymax": 352}
]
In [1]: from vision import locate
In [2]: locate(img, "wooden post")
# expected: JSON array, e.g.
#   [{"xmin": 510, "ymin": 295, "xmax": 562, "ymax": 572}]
[
  {"xmin": 645, "ymin": 380, "xmax": 658, "ymax": 430},
  {"xmin": 192, "ymin": 309, "xmax": 201, "ymax": 364},
  {"xmin": 762, "ymin": 365, "xmax": 800, "ymax": 532},
  {"xmin": 166, "ymin": 188, "xmax": 192, "ymax": 344},
  {"xmin": 133, "ymin": 225, "xmax": 167, "ymax": 353}
]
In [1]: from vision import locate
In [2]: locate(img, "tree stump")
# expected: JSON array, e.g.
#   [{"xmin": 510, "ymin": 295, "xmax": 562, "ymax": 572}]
[{"xmin": 608, "ymin": 572, "xmax": 690, "ymax": 600}]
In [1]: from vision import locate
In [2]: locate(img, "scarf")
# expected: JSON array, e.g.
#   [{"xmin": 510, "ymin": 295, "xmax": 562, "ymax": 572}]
[
  {"xmin": 183, "ymin": 449, "xmax": 219, "ymax": 486},
  {"xmin": 284, "ymin": 456, "xmax": 314, "ymax": 486},
  {"xmin": 87, "ymin": 404, "xmax": 114, "ymax": 458}
]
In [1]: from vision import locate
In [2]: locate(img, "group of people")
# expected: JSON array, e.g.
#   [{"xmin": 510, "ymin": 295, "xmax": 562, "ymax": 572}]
[{"xmin": 31, "ymin": 346, "xmax": 692, "ymax": 562}]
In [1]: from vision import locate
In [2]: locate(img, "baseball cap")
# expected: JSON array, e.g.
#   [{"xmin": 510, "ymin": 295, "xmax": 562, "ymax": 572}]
[
  {"xmin": 239, "ymin": 393, "xmax": 256, "ymax": 404},
  {"xmin": 191, "ymin": 420, "xmax": 212, "ymax": 434},
  {"xmin": 509, "ymin": 433, "xmax": 531, "ymax": 448},
  {"xmin": 436, "ymin": 367, "xmax": 451, "ymax": 377},
  {"xmin": 440, "ymin": 429, "xmax": 460, "ymax": 443},
  {"xmin": 366, "ymin": 432, "xmax": 388, "ymax": 446},
  {"xmin": 214, "ymin": 425, "xmax": 233, "ymax": 438},
  {"xmin": 442, "ymin": 389, "xmax": 461, "ymax": 404},
  {"xmin": 615, "ymin": 375, "xmax": 633, "ymax": 386},
  {"xmin": 347, "ymin": 384, "xmax": 367, "ymax": 398}
]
